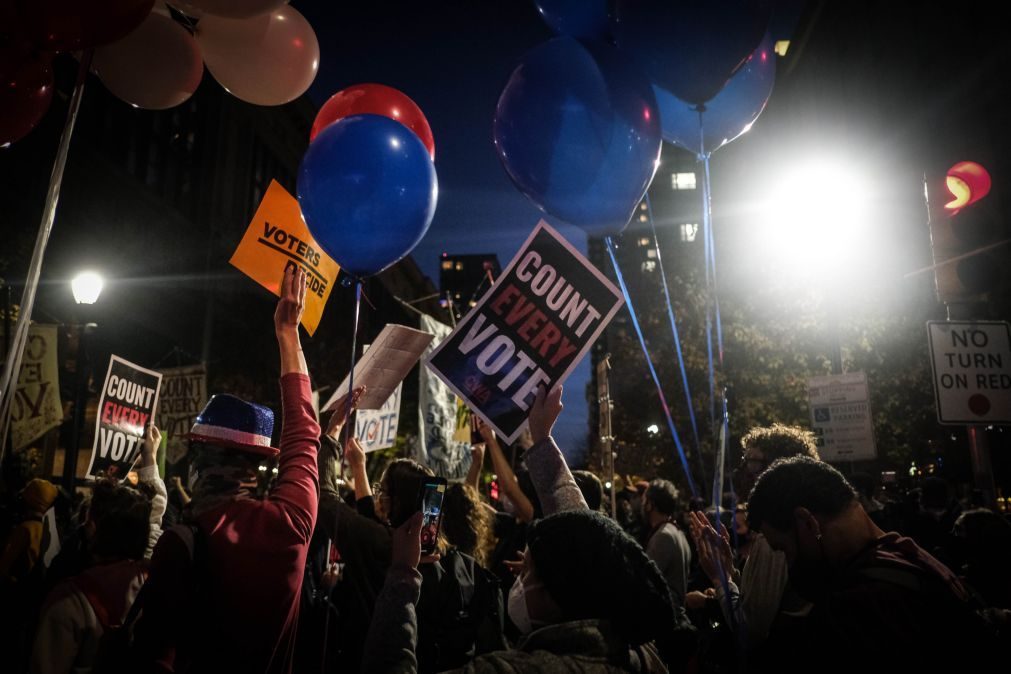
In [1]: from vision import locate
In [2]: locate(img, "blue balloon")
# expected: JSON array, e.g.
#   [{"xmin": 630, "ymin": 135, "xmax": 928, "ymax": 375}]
[
  {"xmin": 534, "ymin": 0, "xmax": 611, "ymax": 41},
  {"xmin": 493, "ymin": 37, "xmax": 662, "ymax": 238},
  {"xmin": 614, "ymin": 0, "xmax": 769, "ymax": 106},
  {"xmin": 654, "ymin": 33, "xmax": 776, "ymax": 154},
  {"xmin": 297, "ymin": 114, "xmax": 438, "ymax": 278}
]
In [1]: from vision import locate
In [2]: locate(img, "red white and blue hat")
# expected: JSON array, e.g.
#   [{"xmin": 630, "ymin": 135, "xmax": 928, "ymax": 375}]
[{"xmin": 187, "ymin": 394, "xmax": 279, "ymax": 457}]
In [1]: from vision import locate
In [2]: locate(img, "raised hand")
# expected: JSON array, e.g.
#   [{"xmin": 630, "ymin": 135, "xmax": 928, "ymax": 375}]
[
  {"xmin": 141, "ymin": 423, "xmax": 161, "ymax": 467},
  {"xmin": 528, "ymin": 384, "xmax": 563, "ymax": 444},
  {"xmin": 325, "ymin": 386, "xmax": 366, "ymax": 440},
  {"xmin": 274, "ymin": 265, "xmax": 307, "ymax": 336}
]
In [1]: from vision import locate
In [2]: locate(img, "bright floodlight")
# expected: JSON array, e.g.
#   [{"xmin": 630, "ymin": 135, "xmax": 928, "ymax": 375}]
[
  {"xmin": 757, "ymin": 158, "xmax": 874, "ymax": 276},
  {"xmin": 71, "ymin": 272, "xmax": 104, "ymax": 305}
]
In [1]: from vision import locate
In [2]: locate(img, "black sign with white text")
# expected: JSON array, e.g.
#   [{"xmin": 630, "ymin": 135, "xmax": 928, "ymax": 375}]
[{"xmin": 426, "ymin": 221, "xmax": 623, "ymax": 443}]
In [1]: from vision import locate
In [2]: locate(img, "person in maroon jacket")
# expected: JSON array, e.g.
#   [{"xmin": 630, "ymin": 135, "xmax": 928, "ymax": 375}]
[{"xmin": 133, "ymin": 267, "xmax": 322, "ymax": 674}]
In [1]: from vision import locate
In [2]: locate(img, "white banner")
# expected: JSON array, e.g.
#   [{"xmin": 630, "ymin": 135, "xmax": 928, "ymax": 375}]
[
  {"xmin": 355, "ymin": 383, "xmax": 402, "ymax": 452},
  {"xmin": 416, "ymin": 314, "xmax": 472, "ymax": 480}
]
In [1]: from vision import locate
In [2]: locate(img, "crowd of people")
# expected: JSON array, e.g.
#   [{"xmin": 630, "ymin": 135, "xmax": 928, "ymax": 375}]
[{"xmin": 1, "ymin": 267, "xmax": 1009, "ymax": 673}]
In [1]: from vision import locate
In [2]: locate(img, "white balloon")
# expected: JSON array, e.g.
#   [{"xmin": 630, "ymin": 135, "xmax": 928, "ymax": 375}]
[
  {"xmin": 93, "ymin": 11, "xmax": 204, "ymax": 110},
  {"xmin": 197, "ymin": 5, "xmax": 318, "ymax": 106}
]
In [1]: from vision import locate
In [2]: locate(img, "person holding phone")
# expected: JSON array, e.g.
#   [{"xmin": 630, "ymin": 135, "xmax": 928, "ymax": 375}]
[{"xmin": 363, "ymin": 385, "xmax": 677, "ymax": 673}]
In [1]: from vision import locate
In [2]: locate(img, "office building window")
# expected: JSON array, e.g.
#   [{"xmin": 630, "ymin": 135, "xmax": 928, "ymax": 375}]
[
  {"xmin": 441, "ymin": 260, "xmax": 453, "ymax": 270},
  {"xmin": 641, "ymin": 260, "xmax": 657, "ymax": 273},
  {"xmin": 455, "ymin": 261, "xmax": 464, "ymax": 271},
  {"xmin": 638, "ymin": 236, "xmax": 651, "ymax": 247},
  {"xmin": 671, "ymin": 172, "xmax": 697, "ymax": 190},
  {"xmin": 680, "ymin": 223, "xmax": 699, "ymax": 242},
  {"xmin": 646, "ymin": 248, "xmax": 657, "ymax": 259}
]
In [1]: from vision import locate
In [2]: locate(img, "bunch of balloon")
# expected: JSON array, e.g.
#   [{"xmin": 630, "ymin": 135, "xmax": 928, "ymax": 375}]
[{"xmin": 298, "ymin": 84, "xmax": 438, "ymax": 438}]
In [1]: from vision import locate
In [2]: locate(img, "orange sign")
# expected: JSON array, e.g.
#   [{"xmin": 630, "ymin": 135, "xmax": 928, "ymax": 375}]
[{"xmin": 229, "ymin": 180, "xmax": 340, "ymax": 336}]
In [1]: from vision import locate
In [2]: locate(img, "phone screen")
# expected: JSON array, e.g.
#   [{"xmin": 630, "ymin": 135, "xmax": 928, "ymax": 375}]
[{"xmin": 419, "ymin": 479, "xmax": 447, "ymax": 554}]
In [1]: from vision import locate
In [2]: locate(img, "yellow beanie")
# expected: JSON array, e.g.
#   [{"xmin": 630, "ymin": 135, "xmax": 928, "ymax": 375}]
[{"xmin": 22, "ymin": 479, "xmax": 58, "ymax": 512}]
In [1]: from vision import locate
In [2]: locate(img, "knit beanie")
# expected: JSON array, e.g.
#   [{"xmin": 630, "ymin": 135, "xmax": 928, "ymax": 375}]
[
  {"xmin": 527, "ymin": 510, "xmax": 675, "ymax": 645},
  {"xmin": 22, "ymin": 479, "xmax": 58, "ymax": 513}
]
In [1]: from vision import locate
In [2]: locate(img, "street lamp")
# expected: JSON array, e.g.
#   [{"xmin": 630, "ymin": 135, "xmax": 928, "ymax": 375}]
[
  {"xmin": 65, "ymin": 271, "xmax": 103, "ymax": 491},
  {"xmin": 646, "ymin": 423, "xmax": 660, "ymax": 436}
]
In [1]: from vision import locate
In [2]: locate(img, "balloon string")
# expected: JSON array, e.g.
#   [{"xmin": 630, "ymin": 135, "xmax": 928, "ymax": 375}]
[
  {"xmin": 703, "ymin": 153, "xmax": 725, "ymax": 365},
  {"xmin": 605, "ymin": 236, "xmax": 697, "ymax": 498},
  {"xmin": 697, "ymin": 111, "xmax": 720, "ymax": 447},
  {"xmin": 340, "ymin": 281, "xmax": 363, "ymax": 448},
  {"xmin": 644, "ymin": 195, "xmax": 706, "ymax": 490}
]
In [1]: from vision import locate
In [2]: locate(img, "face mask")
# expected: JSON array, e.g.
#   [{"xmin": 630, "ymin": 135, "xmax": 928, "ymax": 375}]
[{"xmin": 507, "ymin": 575, "xmax": 534, "ymax": 634}]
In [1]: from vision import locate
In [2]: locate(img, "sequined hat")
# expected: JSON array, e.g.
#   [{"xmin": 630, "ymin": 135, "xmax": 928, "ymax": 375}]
[{"xmin": 187, "ymin": 394, "xmax": 279, "ymax": 457}]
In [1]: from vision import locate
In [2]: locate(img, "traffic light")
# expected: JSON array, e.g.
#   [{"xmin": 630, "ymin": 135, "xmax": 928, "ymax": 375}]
[{"xmin": 926, "ymin": 161, "xmax": 1000, "ymax": 303}]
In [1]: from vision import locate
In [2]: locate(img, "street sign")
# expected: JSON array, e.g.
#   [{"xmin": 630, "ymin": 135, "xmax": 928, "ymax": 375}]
[
  {"xmin": 807, "ymin": 371, "xmax": 877, "ymax": 462},
  {"xmin": 927, "ymin": 321, "xmax": 1011, "ymax": 424}
]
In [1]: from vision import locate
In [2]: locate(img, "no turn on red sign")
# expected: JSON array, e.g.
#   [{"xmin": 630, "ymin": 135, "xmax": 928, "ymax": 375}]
[{"xmin": 927, "ymin": 321, "xmax": 1011, "ymax": 425}]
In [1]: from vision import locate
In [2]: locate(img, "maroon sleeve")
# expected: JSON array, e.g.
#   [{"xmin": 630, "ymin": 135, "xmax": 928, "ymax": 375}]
[
  {"xmin": 270, "ymin": 373, "xmax": 322, "ymax": 543},
  {"xmin": 132, "ymin": 531, "xmax": 190, "ymax": 673}
]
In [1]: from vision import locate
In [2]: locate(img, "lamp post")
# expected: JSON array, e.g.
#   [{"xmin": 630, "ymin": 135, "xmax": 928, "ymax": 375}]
[{"xmin": 65, "ymin": 272, "xmax": 103, "ymax": 491}]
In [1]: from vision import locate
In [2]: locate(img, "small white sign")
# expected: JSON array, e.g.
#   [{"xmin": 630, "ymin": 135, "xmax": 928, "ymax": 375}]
[
  {"xmin": 807, "ymin": 371, "xmax": 877, "ymax": 462},
  {"xmin": 927, "ymin": 321, "xmax": 1011, "ymax": 425}
]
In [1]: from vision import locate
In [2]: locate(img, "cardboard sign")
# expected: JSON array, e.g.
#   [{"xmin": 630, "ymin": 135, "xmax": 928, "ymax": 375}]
[
  {"xmin": 10, "ymin": 324, "xmax": 62, "ymax": 450},
  {"xmin": 157, "ymin": 364, "xmax": 207, "ymax": 465},
  {"xmin": 426, "ymin": 220, "xmax": 623, "ymax": 443},
  {"xmin": 355, "ymin": 383, "xmax": 402, "ymax": 452},
  {"xmin": 229, "ymin": 180, "xmax": 341, "ymax": 336},
  {"xmin": 86, "ymin": 356, "xmax": 162, "ymax": 479}
]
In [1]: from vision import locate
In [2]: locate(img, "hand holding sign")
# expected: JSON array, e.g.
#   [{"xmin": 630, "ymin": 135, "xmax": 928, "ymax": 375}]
[
  {"xmin": 528, "ymin": 384, "xmax": 563, "ymax": 444},
  {"xmin": 324, "ymin": 386, "xmax": 366, "ymax": 441},
  {"xmin": 141, "ymin": 423, "xmax": 161, "ymax": 467},
  {"xmin": 274, "ymin": 266, "xmax": 307, "ymax": 336}
]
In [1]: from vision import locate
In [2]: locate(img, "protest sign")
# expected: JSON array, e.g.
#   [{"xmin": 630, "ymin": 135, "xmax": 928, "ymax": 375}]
[
  {"xmin": 229, "ymin": 180, "xmax": 341, "ymax": 336},
  {"xmin": 324, "ymin": 324, "xmax": 433, "ymax": 411},
  {"xmin": 426, "ymin": 220, "xmax": 623, "ymax": 443},
  {"xmin": 355, "ymin": 383, "xmax": 402, "ymax": 452},
  {"xmin": 10, "ymin": 324, "xmax": 62, "ymax": 450},
  {"xmin": 416, "ymin": 314, "xmax": 472, "ymax": 480},
  {"xmin": 157, "ymin": 364, "xmax": 207, "ymax": 465},
  {"xmin": 86, "ymin": 356, "xmax": 162, "ymax": 479}
]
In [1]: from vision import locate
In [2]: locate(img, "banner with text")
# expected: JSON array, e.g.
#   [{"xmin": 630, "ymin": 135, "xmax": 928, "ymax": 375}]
[
  {"xmin": 356, "ymin": 383, "xmax": 402, "ymax": 452},
  {"xmin": 426, "ymin": 220, "xmax": 623, "ymax": 443},
  {"xmin": 157, "ymin": 364, "xmax": 207, "ymax": 465},
  {"xmin": 416, "ymin": 314, "xmax": 472, "ymax": 479},
  {"xmin": 86, "ymin": 356, "xmax": 162, "ymax": 479},
  {"xmin": 229, "ymin": 180, "xmax": 341, "ymax": 336},
  {"xmin": 10, "ymin": 324, "xmax": 63, "ymax": 450}
]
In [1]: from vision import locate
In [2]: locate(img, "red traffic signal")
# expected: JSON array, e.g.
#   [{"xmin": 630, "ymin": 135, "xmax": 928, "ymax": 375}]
[{"xmin": 927, "ymin": 161, "xmax": 999, "ymax": 303}]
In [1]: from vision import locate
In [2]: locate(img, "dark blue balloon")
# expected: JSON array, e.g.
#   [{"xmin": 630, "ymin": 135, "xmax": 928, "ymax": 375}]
[
  {"xmin": 654, "ymin": 33, "xmax": 776, "ymax": 154},
  {"xmin": 493, "ymin": 37, "xmax": 661, "ymax": 237},
  {"xmin": 297, "ymin": 114, "xmax": 438, "ymax": 278},
  {"xmin": 534, "ymin": 0, "xmax": 611, "ymax": 41},
  {"xmin": 614, "ymin": 0, "xmax": 769, "ymax": 106}
]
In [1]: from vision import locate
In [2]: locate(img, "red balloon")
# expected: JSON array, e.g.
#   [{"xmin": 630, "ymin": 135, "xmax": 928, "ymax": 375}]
[
  {"xmin": 311, "ymin": 83, "xmax": 435, "ymax": 159},
  {"xmin": 16, "ymin": 0, "xmax": 155, "ymax": 52},
  {"xmin": 0, "ymin": 51, "xmax": 53, "ymax": 146}
]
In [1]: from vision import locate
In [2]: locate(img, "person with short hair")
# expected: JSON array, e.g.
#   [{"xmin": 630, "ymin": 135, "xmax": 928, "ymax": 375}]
[
  {"xmin": 571, "ymin": 470, "xmax": 604, "ymax": 513},
  {"xmin": 642, "ymin": 479, "xmax": 691, "ymax": 610},
  {"xmin": 133, "ymin": 267, "xmax": 321, "ymax": 674},
  {"xmin": 747, "ymin": 456, "xmax": 994, "ymax": 670}
]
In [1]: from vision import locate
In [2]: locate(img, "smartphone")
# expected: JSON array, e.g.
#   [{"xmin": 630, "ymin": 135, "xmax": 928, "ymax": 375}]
[
  {"xmin": 418, "ymin": 476, "xmax": 448, "ymax": 555},
  {"xmin": 470, "ymin": 414, "xmax": 483, "ymax": 445}
]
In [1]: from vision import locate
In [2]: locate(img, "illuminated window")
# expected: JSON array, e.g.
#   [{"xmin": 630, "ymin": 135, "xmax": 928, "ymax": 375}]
[
  {"xmin": 679, "ymin": 223, "xmax": 699, "ymax": 242},
  {"xmin": 646, "ymin": 248, "xmax": 657, "ymax": 259},
  {"xmin": 639, "ymin": 202, "xmax": 648, "ymax": 211},
  {"xmin": 455, "ymin": 261, "xmax": 464, "ymax": 271},
  {"xmin": 641, "ymin": 260, "xmax": 657, "ymax": 273},
  {"xmin": 638, "ymin": 236, "xmax": 650, "ymax": 247},
  {"xmin": 441, "ymin": 260, "xmax": 453, "ymax": 270},
  {"xmin": 774, "ymin": 40, "xmax": 790, "ymax": 57},
  {"xmin": 638, "ymin": 214, "xmax": 648, "ymax": 222},
  {"xmin": 671, "ymin": 172, "xmax": 696, "ymax": 190}
]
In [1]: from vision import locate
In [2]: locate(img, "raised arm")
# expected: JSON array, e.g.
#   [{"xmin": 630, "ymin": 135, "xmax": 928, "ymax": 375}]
[
  {"xmin": 523, "ymin": 385, "xmax": 587, "ymax": 516},
  {"xmin": 270, "ymin": 266, "xmax": 321, "ymax": 542},
  {"xmin": 138, "ymin": 422, "xmax": 167, "ymax": 559},
  {"xmin": 479, "ymin": 417, "xmax": 535, "ymax": 523}
]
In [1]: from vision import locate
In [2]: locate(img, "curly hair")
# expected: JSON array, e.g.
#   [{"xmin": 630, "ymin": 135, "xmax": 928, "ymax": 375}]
[
  {"xmin": 441, "ymin": 483, "xmax": 494, "ymax": 567},
  {"xmin": 740, "ymin": 423, "xmax": 819, "ymax": 463}
]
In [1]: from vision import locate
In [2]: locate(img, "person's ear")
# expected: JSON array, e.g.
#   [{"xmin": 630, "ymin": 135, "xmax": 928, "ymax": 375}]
[{"xmin": 792, "ymin": 506, "xmax": 822, "ymax": 540}]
